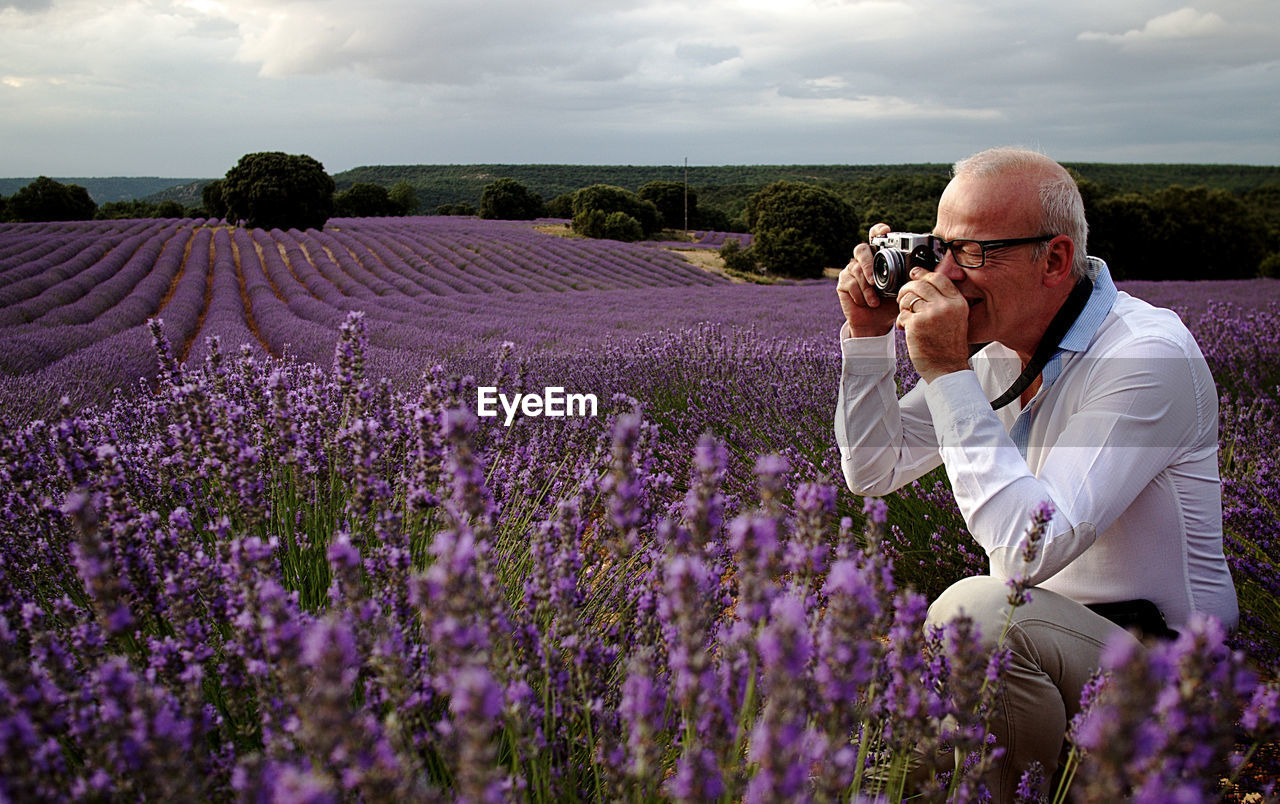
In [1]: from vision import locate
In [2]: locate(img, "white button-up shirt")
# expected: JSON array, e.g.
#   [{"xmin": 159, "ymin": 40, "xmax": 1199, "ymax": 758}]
[{"xmin": 835, "ymin": 259, "xmax": 1238, "ymax": 630}]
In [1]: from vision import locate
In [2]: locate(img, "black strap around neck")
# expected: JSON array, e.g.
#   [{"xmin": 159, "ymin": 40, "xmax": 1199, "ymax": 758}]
[{"xmin": 974, "ymin": 276, "xmax": 1095, "ymax": 410}]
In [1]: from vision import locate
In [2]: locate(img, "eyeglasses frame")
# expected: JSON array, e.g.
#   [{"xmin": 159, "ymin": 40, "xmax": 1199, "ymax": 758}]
[{"xmin": 929, "ymin": 234, "xmax": 1058, "ymax": 269}]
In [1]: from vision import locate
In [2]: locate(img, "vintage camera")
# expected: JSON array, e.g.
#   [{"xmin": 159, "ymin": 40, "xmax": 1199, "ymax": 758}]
[{"xmin": 869, "ymin": 232, "xmax": 941, "ymax": 298}]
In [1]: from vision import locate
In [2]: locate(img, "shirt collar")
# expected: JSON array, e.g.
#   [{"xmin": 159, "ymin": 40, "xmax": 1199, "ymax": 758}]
[
  {"xmin": 1040, "ymin": 257, "xmax": 1117, "ymax": 389},
  {"xmin": 1057, "ymin": 256, "xmax": 1117, "ymax": 354}
]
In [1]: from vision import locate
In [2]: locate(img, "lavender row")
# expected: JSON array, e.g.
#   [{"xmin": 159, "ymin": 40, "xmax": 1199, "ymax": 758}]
[
  {"xmin": 0, "ymin": 219, "xmax": 154, "ymax": 275},
  {"xmin": 0, "ymin": 217, "xmax": 743, "ymax": 378},
  {"xmin": 184, "ymin": 228, "xmax": 267, "ymax": 367},
  {"xmin": 340, "ymin": 217, "xmax": 726, "ymax": 293},
  {"xmin": 0, "ymin": 219, "xmax": 192, "ymax": 292},
  {"xmin": 0, "ymin": 228, "xmax": 192, "ymax": 375}
]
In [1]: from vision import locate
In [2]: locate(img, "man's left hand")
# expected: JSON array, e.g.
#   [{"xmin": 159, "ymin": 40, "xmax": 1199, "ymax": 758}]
[{"xmin": 896, "ymin": 267, "xmax": 972, "ymax": 383}]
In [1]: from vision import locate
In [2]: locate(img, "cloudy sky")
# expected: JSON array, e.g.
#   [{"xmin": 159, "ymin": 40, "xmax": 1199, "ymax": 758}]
[{"xmin": 1, "ymin": 0, "xmax": 1277, "ymax": 177}]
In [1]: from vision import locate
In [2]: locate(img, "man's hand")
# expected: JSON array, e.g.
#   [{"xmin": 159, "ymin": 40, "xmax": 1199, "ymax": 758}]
[
  {"xmin": 896, "ymin": 267, "xmax": 972, "ymax": 382},
  {"xmin": 837, "ymin": 223, "xmax": 899, "ymax": 338}
]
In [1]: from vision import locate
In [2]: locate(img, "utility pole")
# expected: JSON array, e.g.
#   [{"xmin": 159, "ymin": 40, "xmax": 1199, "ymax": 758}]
[{"xmin": 683, "ymin": 156, "xmax": 689, "ymax": 236}]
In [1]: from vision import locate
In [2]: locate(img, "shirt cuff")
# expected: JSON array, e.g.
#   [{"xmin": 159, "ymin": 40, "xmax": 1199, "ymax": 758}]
[{"xmin": 839, "ymin": 327, "xmax": 896, "ymax": 375}]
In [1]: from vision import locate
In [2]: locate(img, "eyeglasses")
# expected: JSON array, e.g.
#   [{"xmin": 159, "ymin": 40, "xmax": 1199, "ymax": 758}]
[{"xmin": 927, "ymin": 234, "xmax": 1056, "ymax": 269}]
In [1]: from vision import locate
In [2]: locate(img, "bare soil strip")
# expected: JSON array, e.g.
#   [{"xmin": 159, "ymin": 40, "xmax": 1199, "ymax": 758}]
[{"xmin": 156, "ymin": 228, "xmax": 195, "ymax": 314}]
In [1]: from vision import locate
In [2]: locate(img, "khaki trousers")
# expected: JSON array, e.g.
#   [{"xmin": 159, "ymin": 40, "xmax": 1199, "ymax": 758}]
[{"xmin": 926, "ymin": 575, "xmax": 1143, "ymax": 802}]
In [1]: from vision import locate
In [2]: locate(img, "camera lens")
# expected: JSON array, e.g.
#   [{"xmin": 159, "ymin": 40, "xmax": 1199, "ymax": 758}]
[{"xmin": 872, "ymin": 249, "xmax": 907, "ymax": 297}]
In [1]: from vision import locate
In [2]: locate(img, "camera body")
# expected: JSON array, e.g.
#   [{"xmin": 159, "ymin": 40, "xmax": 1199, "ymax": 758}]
[{"xmin": 869, "ymin": 232, "xmax": 940, "ymax": 298}]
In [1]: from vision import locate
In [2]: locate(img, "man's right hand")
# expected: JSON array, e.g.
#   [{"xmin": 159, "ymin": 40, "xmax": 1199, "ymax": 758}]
[{"xmin": 837, "ymin": 223, "xmax": 900, "ymax": 338}]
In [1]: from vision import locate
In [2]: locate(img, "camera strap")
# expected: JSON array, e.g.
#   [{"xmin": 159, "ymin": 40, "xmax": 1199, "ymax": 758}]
[{"xmin": 977, "ymin": 275, "xmax": 1094, "ymax": 410}]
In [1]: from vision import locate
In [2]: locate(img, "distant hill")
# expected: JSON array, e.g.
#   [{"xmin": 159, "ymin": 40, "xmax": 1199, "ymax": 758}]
[
  {"xmin": 144, "ymin": 181, "xmax": 213, "ymax": 207},
  {"xmin": 332, "ymin": 162, "xmax": 1280, "ymax": 214},
  {"xmin": 332, "ymin": 163, "xmax": 955, "ymax": 211},
  {"xmin": 0, "ymin": 177, "xmax": 208, "ymax": 203},
  {"xmin": 5, "ymin": 163, "xmax": 1277, "ymax": 213}
]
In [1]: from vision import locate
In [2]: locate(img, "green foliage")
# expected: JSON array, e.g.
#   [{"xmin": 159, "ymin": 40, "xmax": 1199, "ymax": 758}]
[
  {"xmin": 840, "ymin": 173, "xmax": 949, "ymax": 236},
  {"xmin": 389, "ymin": 180, "xmax": 420, "ymax": 215},
  {"xmin": 694, "ymin": 205, "xmax": 737, "ymax": 233},
  {"xmin": 94, "ymin": 199, "xmax": 187, "ymax": 219},
  {"xmin": 327, "ymin": 164, "xmax": 1280, "ymax": 269},
  {"xmin": 202, "ymin": 179, "xmax": 228, "ymax": 220},
  {"xmin": 334, "ymin": 182, "xmax": 400, "ymax": 217},
  {"xmin": 638, "ymin": 180, "xmax": 695, "ymax": 229},
  {"xmin": 6, "ymin": 176, "xmax": 98, "ymax": 222},
  {"xmin": 155, "ymin": 200, "xmax": 185, "ymax": 218},
  {"xmin": 1089, "ymin": 185, "xmax": 1270, "ymax": 280},
  {"xmin": 479, "ymin": 178, "xmax": 544, "ymax": 220},
  {"xmin": 97, "ymin": 200, "xmax": 157, "ymax": 219},
  {"xmin": 0, "ymin": 177, "xmax": 205, "ymax": 204},
  {"xmin": 436, "ymin": 202, "xmax": 478, "ymax": 216},
  {"xmin": 545, "ymin": 193, "xmax": 574, "ymax": 219},
  {"xmin": 569, "ymin": 208, "xmax": 644, "ymax": 241},
  {"xmin": 0, "ymin": 194, "xmax": 7, "ymax": 222},
  {"xmin": 571, "ymin": 184, "xmax": 660, "ymax": 238},
  {"xmin": 603, "ymin": 211, "xmax": 643, "ymax": 242},
  {"xmin": 746, "ymin": 181, "xmax": 858, "ymax": 278},
  {"xmin": 718, "ymin": 239, "xmax": 758, "ymax": 274},
  {"xmin": 222, "ymin": 152, "xmax": 335, "ymax": 231},
  {"xmin": 330, "ymin": 163, "xmax": 958, "ymax": 212}
]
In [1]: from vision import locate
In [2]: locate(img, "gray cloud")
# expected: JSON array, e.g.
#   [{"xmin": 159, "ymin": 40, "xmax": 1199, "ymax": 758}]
[
  {"xmin": 1, "ymin": 0, "xmax": 1277, "ymax": 175},
  {"xmin": 1, "ymin": 0, "xmax": 53, "ymax": 12},
  {"xmin": 675, "ymin": 42, "xmax": 742, "ymax": 66}
]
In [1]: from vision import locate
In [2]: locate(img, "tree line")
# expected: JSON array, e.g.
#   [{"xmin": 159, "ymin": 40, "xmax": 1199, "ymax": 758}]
[
  {"xmin": 0, "ymin": 158, "xmax": 423, "ymax": 225},
  {"xmin": 389, "ymin": 163, "xmax": 1280, "ymax": 281},
  {"xmin": 5, "ymin": 154, "xmax": 1278, "ymax": 281}
]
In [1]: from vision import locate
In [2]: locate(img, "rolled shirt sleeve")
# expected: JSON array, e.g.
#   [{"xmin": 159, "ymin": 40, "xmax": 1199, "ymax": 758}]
[{"xmin": 834, "ymin": 329, "xmax": 943, "ymax": 497}]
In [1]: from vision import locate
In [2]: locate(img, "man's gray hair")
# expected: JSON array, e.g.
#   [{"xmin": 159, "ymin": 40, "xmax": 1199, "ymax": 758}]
[{"xmin": 953, "ymin": 147, "xmax": 1091, "ymax": 280}]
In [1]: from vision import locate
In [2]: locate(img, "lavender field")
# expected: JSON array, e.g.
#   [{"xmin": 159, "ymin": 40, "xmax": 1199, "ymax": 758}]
[{"xmin": 2, "ymin": 215, "xmax": 1280, "ymax": 801}]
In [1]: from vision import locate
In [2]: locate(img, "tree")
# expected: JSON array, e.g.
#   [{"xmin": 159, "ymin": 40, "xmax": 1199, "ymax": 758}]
[
  {"xmin": 202, "ymin": 179, "xmax": 228, "ymax": 220},
  {"xmin": 389, "ymin": 181, "xmax": 420, "ymax": 215},
  {"xmin": 545, "ymin": 193, "xmax": 574, "ymax": 219},
  {"xmin": 221, "ymin": 152, "xmax": 335, "ymax": 230},
  {"xmin": 718, "ymin": 239, "xmax": 758, "ymax": 274},
  {"xmin": 1152, "ymin": 185, "xmax": 1268, "ymax": 280},
  {"xmin": 7, "ymin": 176, "xmax": 98, "ymax": 222},
  {"xmin": 571, "ymin": 184, "xmax": 660, "ymax": 238},
  {"xmin": 572, "ymin": 208, "xmax": 644, "ymax": 242},
  {"xmin": 1087, "ymin": 193, "xmax": 1159, "ymax": 282},
  {"xmin": 480, "ymin": 178, "xmax": 544, "ymax": 220},
  {"xmin": 845, "ymin": 173, "xmax": 946, "ymax": 236},
  {"xmin": 694, "ymin": 205, "xmax": 735, "ymax": 233},
  {"xmin": 155, "ymin": 200, "xmax": 186, "ymax": 218},
  {"xmin": 745, "ymin": 181, "xmax": 858, "ymax": 278},
  {"xmin": 334, "ymin": 182, "xmax": 399, "ymax": 217},
  {"xmin": 98, "ymin": 200, "xmax": 158, "ymax": 219},
  {"xmin": 639, "ymin": 180, "xmax": 696, "ymax": 230},
  {"xmin": 1089, "ymin": 186, "xmax": 1269, "ymax": 280}
]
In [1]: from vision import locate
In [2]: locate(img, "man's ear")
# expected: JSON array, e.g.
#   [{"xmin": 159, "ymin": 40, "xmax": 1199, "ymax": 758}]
[{"xmin": 1042, "ymin": 235, "xmax": 1076, "ymax": 288}]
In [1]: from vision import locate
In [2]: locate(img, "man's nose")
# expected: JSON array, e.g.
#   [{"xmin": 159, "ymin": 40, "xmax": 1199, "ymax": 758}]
[{"xmin": 936, "ymin": 253, "xmax": 967, "ymax": 281}]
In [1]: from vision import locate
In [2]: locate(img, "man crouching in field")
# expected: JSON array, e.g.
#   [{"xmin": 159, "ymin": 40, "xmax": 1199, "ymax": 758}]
[{"xmin": 833, "ymin": 146, "xmax": 1237, "ymax": 800}]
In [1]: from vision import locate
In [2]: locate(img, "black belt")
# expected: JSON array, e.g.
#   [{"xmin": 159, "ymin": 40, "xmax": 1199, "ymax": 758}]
[{"xmin": 1085, "ymin": 599, "xmax": 1178, "ymax": 642}]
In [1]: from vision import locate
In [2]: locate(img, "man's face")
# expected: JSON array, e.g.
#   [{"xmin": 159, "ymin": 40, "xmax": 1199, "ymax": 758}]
[{"xmin": 932, "ymin": 173, "xmax": 1051, "ymax": 354}]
